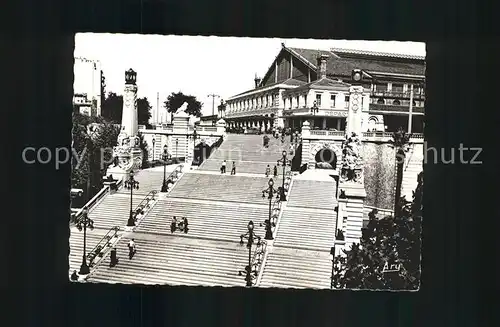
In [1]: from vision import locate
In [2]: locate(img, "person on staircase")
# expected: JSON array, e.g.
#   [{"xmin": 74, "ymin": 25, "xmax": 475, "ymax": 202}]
[
  {"xmin": 110, "ymin": 247, "xmax": 118, "ymax": 267},
  {"xmin": 128, "ymin": 239, "xmax": 136, "ymax": 259},
  {"xmin": 273, "ymin": 165, "xmax": 278, "ymax": 178},
  {"xmin": 178, "ymin": 217, "xmax": 189, "ymax": 233},
  {"xmin": 231, "ymin": 161, "xmax": 236, "ymax": 175},
  {"xmin": 70, "ymin": 270, "xmax": 78, "ymax": 281},
  {"xmin": 265, "ymin": 165, "xmax": 271, "ymax": 177},
  {"xmin": 171, "ymin": 216, "xmax": 177, "ymax": 233}
]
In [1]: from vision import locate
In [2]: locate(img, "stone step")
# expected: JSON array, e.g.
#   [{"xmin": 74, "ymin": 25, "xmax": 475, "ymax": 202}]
[
  {"xmin": 87, "ymin": 237, "xmax": 251, "ymax": 287},
  {"xmin": 274, "ymin": 209, "xmax": 336, "ymax": 251},
  {"xmin": 287, "ymin": 180, "xmax": 337, "ymax": 209},
  {"xmin": 199, "ymin": 159, "xmax": 281, "ymax": 175},
  {"xmin": 259, "ymin": 248, "xmax": 332, "ymax": 289},
  {"xmin": 169, "ymin": 173, "xmax": 284, "ymax": 205},
  {"xmin": 137, "ymin": 199, "xmax": 269, "ymax": 241}
]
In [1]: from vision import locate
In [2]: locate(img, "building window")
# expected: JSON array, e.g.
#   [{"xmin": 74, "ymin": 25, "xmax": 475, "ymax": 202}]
[
  {"xmin": 296, "ymin": 96, "xmax": 300, "ymax": 108},
  {"xmin": 392, "ymin": 83, "xmax": 403, "ymax": 93},
  {"xmin": 412, "ymin": 100, "xmax": 417, "ymax": 107},
  {"xmin": 304, "ymin": 95, "xmax": 307, "ymax": 108},
  {"xmin": 315, "ymin": 93, "xmax": 322, "ymax": 107},
  {"xmin": 344, "ymin": 95, "xmax": 350, "ymax": 108},
  {"xmin": 377, "ymin": 98, "xmax": 385, "ymax": 104},
  {"xmin": 330, "ymin": 94, "xmax": 336, "ymax": 108},
  {"xmin": 393, "ymin": 99, "xmax": 401, "ymax": 105}
]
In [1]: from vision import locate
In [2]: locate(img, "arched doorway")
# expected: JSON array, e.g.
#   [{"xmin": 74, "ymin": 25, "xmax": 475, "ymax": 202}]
[
  {"xmin": 193, "ymin": 142, "xmax": 212, "ymax": 166},
  {"xmin": 315, "ymin": 148, "xmax": 337, "ymax": 169}
]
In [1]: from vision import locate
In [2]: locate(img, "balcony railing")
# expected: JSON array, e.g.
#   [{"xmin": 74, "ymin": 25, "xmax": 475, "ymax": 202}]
[
  {"xmin": 371, "ymin": 90, "xmax": 425, "ymax": 99},
  {"xmin": 369, "ymin": 103, "xmax": 425, "ymax": 113},
  {"xmin": 309, "ymin": 130, "xmax": 345, "ymax": 137},
  {"xmin": 362, "ymin": 132, "xmax": 424, "ymax": 139}
]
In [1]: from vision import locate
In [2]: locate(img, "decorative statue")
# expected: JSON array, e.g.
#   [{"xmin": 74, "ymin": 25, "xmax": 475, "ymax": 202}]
[
  {"xmin": 175, "ymin": 102, "xmax": 188, "ymax": 115},
  {"xmin": 340, "ymin": 132, "xmax": 364, "ymax": 183}
]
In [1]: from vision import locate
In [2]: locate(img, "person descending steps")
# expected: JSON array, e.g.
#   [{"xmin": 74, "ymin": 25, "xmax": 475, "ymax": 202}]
[{"xmin": 128, "ymin": 239, "xmax": 136, "ymax": 259}]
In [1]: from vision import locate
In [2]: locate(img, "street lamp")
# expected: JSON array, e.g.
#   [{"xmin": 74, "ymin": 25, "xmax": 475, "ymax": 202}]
[
  {"xmin": 262, "ymin": 178, "xmax": 279, "ymax": 239},
  {"xmin": 293, "ymin": 131, "xmax": 301, "ymax": 150},
  {"xmin": 152, "ymin": 137, "xmax": 155, "ymax": 161},
  {"xmin": 192, "ymin": 126, "xmax": 198, "ymax": 165},
  {"xmin": 175, "ymin": 138, "xmax": 179, "ymax": 163},
  {"xmin": 161, "ymin": 145, "xmax": 170, "ymax": 192},
  {"xmin": 276, "ymin": 151, "xmax": 291, "ymax": 201},
  {"xmin": 76, "ymin": 207, "xmax": 94, "ymax": 275},
  {"xmin": 125, "ymin": 171, "xmax": 140, "ymax": 226},
  {"xmin": 311, "ymin": 100, "xmax": 319, "ymax": 115},
  {"xmin": 330, "ymin": 245, "xmax": 336, "ymax": 289},
  {"xmin": 238, "ymin": 220, "xmax": 262, "ymax": 287}
]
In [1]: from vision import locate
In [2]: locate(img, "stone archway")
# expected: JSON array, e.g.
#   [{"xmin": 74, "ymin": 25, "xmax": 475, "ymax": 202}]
[
  {"xmin": 309, "ymin": 142, "xmax": 342, "ymax": 171},
  {"xmin": 315, "ymin": 148, "xmax": 337, "ymax": 169},
  {"xmin": 193, "ymin": 141, "xmax": 212, "ymax": 166}
]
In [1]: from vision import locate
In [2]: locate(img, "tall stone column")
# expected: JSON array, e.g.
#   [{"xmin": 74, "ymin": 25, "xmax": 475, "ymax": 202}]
[
  {"xmin": 111, "ymin": 69, "xmax": 143, "ymax": 178},
  {"xmin": 346, "ymin": 86, "xmax": 364, "ymax": 137}
]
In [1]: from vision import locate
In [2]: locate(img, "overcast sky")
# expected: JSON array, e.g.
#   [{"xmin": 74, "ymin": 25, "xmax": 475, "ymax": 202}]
[{"xmin": 74, "ymin": 34, "xmax": 425, "ymax": 117}]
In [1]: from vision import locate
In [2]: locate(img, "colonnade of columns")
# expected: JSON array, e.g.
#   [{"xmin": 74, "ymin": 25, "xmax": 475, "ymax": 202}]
[{"xmin": 227, "ymin": 119, "xmax": 274, "ymax": 132}]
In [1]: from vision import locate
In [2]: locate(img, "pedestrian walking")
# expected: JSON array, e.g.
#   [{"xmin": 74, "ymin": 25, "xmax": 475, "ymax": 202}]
[
  {"xmin": 128, "ymin": 239, "xmax": 136, "ymax": 259},
  {"xmin": 265, "ymin": 165, "xmax": 271, "ymax": 177},
  {"xmin": 110, "ymin": 247, "xmax": 118, "ymax": 267},
  {"xmin": 171, "ymin": 216, "xmax": 177, "ymax": 233},
  {"xmin": 221, "ymin": 160, "xmax": 227, "ymax": 174},
  {"xmin": 231, "ymin": 161, "xmax": 236, "ymax": 175},
  {"xmin": 273, "ymin": 165, "xmax": 278, "ymax": 177}
]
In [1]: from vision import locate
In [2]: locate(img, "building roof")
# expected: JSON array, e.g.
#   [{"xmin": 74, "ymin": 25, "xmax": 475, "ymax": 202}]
[
  {"xmin": 283, "ymin": 77, "xmax": 351, "ymax": 94},
  {"xmin": 287, "ymin": 45, "xmax": 425, "ymax": 76},
  {"xmin": 230, "ymin": 78, "xmax": 307, "ymax": 99},
  {"xmin": 331, "ymin": 48, "xmax": 426, "ymax": 61}
]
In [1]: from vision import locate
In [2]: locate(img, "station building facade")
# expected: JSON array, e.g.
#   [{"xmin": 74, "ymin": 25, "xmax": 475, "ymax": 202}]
[{"xmin": 224, "ymin": 44, "xmax": 425, "ymax": 134}]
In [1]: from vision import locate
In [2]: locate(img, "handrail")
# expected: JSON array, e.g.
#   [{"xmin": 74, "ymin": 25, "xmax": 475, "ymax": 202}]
[
  {"xmin": 131, "ymin": 190, "xmax": 158, "ymax": 224},
  {"xmin": 71, "ymin": 185, "xmax": 110, "ymax": 223},
  {"xmin": 87, "ymin": 226, "xmax": 120, "ymax": 266},
  {"xmin": 250, "ymin": 239, "xmax": 267, "ymax": 280}
]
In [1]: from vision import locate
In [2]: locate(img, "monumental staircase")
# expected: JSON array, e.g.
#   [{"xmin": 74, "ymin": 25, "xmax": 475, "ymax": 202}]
[
  {"xmin": 401, "ymin": 143, "xmax": 423, "ymax": 201},
  {"xmin": 259, "ymin": 176, "xmax": 338, "ymax": 289},
  {"xmin": 199, "ymin": 134, "xmax": 291, "ymax": 175},
  {"xmin": 69, "ymin": 168, "xmax": 171, "ymax": 276},
  {"xmin": 82, "ymin": 133, "xmax": 341, "ymax": 289}
]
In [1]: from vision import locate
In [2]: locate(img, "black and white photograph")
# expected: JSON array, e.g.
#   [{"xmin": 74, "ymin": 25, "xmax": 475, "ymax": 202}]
[{"xmin": 69, "ymin": 34, "xmax": 425, "ymax": 290}]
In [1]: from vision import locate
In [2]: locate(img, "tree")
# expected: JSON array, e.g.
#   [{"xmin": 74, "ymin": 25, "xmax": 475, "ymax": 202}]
[
  {"xmin": 101, "ymin": 92, "xmax": 122, "ymax": 123},
  {"xmin": 163, "ymin": 92, "xmax": 203, "ymax": 118},
  {"xmin": 137, "ymin": 97, "xmax": 152, "ymax": 127},
  {"xmin": 332, "ymin": 171, "xmax": 423, "ymax": 290},
  {"xmin": 389, "ymin": 127, "xmax": 410, "ymax": 217},
  {"xmin": 71, "ymin": 112, "xmax": 120, "ymax": 206}
]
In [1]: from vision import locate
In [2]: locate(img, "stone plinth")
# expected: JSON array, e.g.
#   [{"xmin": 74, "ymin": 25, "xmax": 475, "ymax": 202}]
[{"xmin": 339, "ymin": 182, "xmax": 366, "ymax": 250}]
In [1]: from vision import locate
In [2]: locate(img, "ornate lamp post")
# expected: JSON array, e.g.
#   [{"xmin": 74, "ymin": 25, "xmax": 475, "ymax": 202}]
[
  {"xmin": 262, "ymin": 178, "xmax": 279, "ymax": 239},
  {"xmin": 152, "ymin": 137, "xmax": 155, "ymax": 161},
  {"xmin": 238, "ymin": 220, "xmax": 262, "ymax": 287},
  {"xmin": 76, "ymin": 207, "xmax": 94, "ymax": 275},
  {"xmin": 175, "ymin": 138, "xmax": 179, "ymax": 163},
  {"xmin": 192, "ymin": 126, "xmax": 198, "ymax": 165},
  {"xmin": 311, "ymin": 100, "xmax": 319, "ymax": 115},
  {"xmin": 276, "ymin": 150, "xmax": 291, "ymax": 201},
  {"xmin": 125, "ymin": 171, "xmax": 140, "ymax": 226},
  {"xmin": 161, "ymin": 145, "xmax": 170, "ymax": 192}
]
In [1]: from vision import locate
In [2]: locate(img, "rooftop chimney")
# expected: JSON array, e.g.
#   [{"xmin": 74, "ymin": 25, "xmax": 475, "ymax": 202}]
[
  {"xmin": 316, "ymin": 54, "xmax": 329, "ymax": 80},
  {"xmin": 254, "ymin": 74, "xmax": 261, "ymax": 88}
]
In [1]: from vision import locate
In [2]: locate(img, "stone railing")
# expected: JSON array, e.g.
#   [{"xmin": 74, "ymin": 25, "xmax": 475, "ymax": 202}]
[
  {"xmin": 310, "ymin": 130, "xmax": 345, "ymax": 137},
  {"xmin": 369, "ymin": 103, "xmax": 425, "ymax": 113},
  {"xmin": 362, "ymin": 132, "xmax": 424, "ymax": 141}
]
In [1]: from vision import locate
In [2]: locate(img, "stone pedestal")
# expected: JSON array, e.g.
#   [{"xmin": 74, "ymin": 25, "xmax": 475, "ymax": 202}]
[
  {"xmin": 346, "ymin": 86, "xmax": 364, "ymax": 137},
  {"xmin": 339, "ymin": 182, "xmax": 366, "ymax": 251}
]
